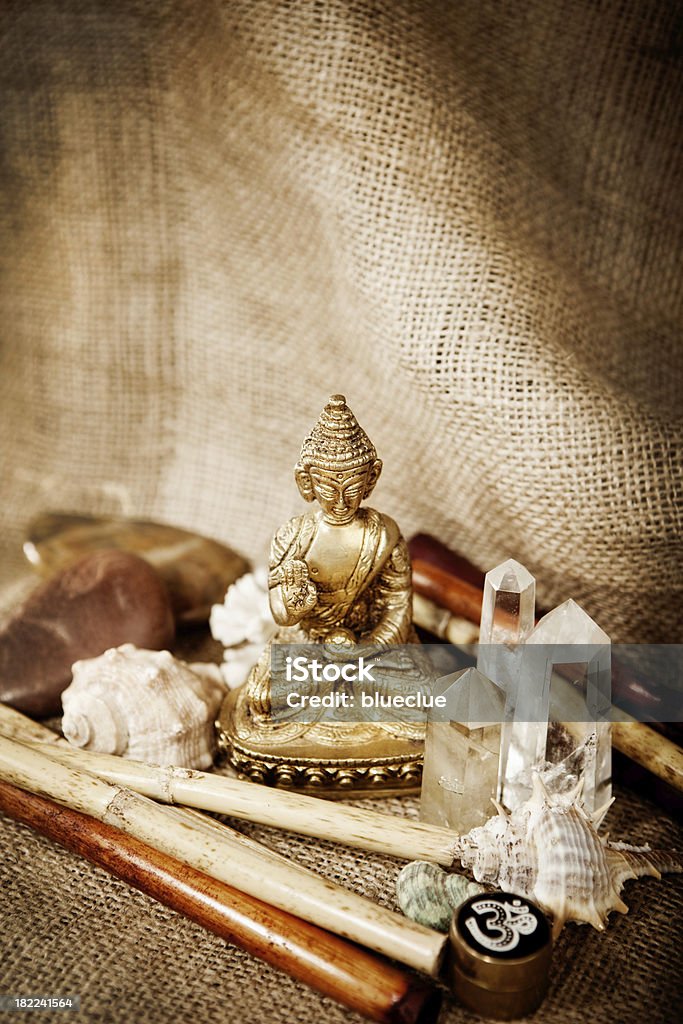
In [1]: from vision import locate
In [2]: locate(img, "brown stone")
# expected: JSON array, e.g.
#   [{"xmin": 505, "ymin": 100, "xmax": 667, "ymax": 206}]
[
  {"xmin": 24, "ymin": 513, "xmax": 250, "ymax": 624},
  {"xmin": 0, "ymin": 550, "xmax": 175, "ymax": 718}
]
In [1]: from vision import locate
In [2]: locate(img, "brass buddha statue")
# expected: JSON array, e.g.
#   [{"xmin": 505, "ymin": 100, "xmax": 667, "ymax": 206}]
[{"xmin": 217, "ymin": 395, "xmax": 429, "ymax": 792}]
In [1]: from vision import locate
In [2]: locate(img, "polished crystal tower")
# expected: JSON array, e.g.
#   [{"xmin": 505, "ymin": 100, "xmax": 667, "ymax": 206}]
[
  {"xmin": 503, "ymin": 599, "xmax": 612, "ymax": 818},
  {"xmin": 420, "ymin": 667, "xmax": 505, "ymax": 832},
  {"xmin": 478, "ymin": 559, "xmax": 536, "ymax": 661},
  {"xmin": 476, "ymin": 559, "xmax": 536, "ymax": 807}
]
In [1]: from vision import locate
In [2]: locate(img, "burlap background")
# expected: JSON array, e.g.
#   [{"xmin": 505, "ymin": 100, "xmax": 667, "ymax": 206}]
[
  {"xmin": 0, "ymin": 0, "xmax": 681, "ymax": 641},
  {"xmin": 1, "ymin": 2, "xmax": 682, "ymax": 1022}
]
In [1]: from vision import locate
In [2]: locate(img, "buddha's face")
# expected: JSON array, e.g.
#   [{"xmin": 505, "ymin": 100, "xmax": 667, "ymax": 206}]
[{"xmin": 296, "ymin": 460, "xmax": 382, "ymax": 524}]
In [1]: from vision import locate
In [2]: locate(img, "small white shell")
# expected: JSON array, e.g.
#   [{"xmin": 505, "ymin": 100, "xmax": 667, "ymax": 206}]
[
  {"xmin": 62, "ymin": 644, "xmax": 226, "ymax": 769},
  {"xmin": 209, "ymin": 569, "xmax": 276, "ymax": 687}
]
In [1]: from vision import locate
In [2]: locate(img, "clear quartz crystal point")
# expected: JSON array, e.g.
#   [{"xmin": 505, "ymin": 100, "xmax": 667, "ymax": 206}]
[
  {"xmin": 477, "ymin": 558, "xmax": 535, "ymax": 701},
  {"xmin": 420, "ymin": 667, "xmax": 504, "ymax": 832},
  {"xmin": 478, "ymin": 559, "xmax": 536, "ymax": 652},
  {"xmin": 476, "ymin": 559, "xmax": 536, "ymax": 806},
  {"xmin": 503, "ymin": 598, "xmax": 612, "ymax": 820}
]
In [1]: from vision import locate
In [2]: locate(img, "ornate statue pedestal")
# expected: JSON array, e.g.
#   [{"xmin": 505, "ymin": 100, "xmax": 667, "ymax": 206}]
[
  {"xmin": 217, "ymin": 683, "xmax": 424, "ymax": 794},
  {"xmin": 217, "ymin": 634, "xmax": 430, "ymax": 793}
]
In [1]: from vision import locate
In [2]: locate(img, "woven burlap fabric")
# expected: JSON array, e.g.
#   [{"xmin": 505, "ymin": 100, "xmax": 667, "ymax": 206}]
[
  {"xmin": 0, "ymin": 0, "xmax": 681, "ymax": 641},
  {"xmin": 1, "ymin": 4, "xmax": 682, "ymax": 1021},
  {"xmin": 1, "ymin": 779, "xmax": 682, "ymax": 1024}
]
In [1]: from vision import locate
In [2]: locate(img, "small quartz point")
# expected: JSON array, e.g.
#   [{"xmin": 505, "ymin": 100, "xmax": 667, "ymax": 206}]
[
  {"xmin": 478, "ymin": 559, "xmax": 536, "ymax": 651},
  {"xmin": 476, "ymin": 559, "xmax": 536, "ymax": 806},
  {"xmin": 503, "ymin": 598, "xmax": 611, "ymax": 820},
  {"xmin": 420, "ymin": 667, "xmax": 505, "ymax": 833}
]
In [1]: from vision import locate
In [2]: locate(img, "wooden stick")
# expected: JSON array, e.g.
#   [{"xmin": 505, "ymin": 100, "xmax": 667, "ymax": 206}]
[
  {"xmin": 409, "ymin": 534, "xmax": 486, "ymax": 590},
  {"xmin": 11, "ymin": 736, "xmax": 460, "ymax": 868},
  {"xmin": 412, "ymin": 559, "xmax": 484, "ymax": 626},
  {"xmin": 0, "ymin": 778, "xmax": 438, "ymax": 1024},
  {"xmin": 611, "ymin": 722, "xmax": 683, "ymax": 794},
  {"xmin": 0, "ymin": 733, "xmax": 447, "ymax": 976}
]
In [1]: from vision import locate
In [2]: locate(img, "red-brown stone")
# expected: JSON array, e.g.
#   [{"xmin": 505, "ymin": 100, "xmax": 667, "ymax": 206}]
[{"xmin": 0, "ymin": 550, "xmax": 175, "ymax": 717}]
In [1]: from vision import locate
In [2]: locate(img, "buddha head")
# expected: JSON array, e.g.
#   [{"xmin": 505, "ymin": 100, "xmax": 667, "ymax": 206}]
[{"xmin": 295, "ymin": 395, "xmax": 383, "ymax": 524}]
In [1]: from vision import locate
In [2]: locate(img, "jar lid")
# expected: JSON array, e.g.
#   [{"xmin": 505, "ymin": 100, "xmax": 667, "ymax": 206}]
[{"xmin": 447, "ymin": 892, "xmax": 552, "ymax": 1020}]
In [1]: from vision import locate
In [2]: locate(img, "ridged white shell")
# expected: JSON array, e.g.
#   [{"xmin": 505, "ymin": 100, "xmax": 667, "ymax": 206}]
[
  {"xmin": 453, "ymin": 773, "xmax": 681, "ymax": 937},
  {"xmin": 62, "ymin": 644, "xmax": 226, "ymax": 769}
]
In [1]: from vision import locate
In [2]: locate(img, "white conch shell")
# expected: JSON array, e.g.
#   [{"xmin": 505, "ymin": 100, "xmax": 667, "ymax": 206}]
[
  {"xmin": 62, "ymin": 644, "xmax": 226, "ymax": 769},
  {"xmin": 453, "ymin": 772, "xmax": 682, "ymax": 937},
  {"xmin": 210, "ymin": 568, "xmax": 276, "ymax": 688}
]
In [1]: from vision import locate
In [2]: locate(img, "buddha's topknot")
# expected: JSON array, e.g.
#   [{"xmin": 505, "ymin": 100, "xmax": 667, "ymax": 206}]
[{"xmin": 299, "ymin": 395, "xmax": 378, "ymax": 471}]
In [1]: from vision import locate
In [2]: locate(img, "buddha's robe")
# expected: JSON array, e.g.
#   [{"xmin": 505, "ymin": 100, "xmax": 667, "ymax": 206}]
[{"xmin": 267, "ymin": 507, "xmax": 414, "ymax": 644}]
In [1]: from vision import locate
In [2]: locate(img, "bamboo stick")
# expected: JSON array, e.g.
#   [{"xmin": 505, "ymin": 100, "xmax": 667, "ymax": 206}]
[
  {"xmin": 0, "ymin": 778, "xmax": 439, "ymax": 1024},
  {"xmin": 0, "ymin": 702, "xmax": 64, "ymax": 745},
  {"xmin": 0, "ymin": 704, "xmax": 295, "ymax": 869},
  {"xmin": 0, "ymin": 703, "xmax": 460, "ymax": 866},
  {"xmin": 412, "ymin": 592, "xmax": 478, "ymax": 645},
  {"xmin": 612, "ymin": 721, "xmax": 683, "ymax": 793},
  {"xmin": 0, "ymin": 734, "xmax": 447, "ymax": 976},
  {"xmin": 13, "ymin": 737, "xmax": 460, "ymax": 867},
  {"xmin": 0, "ymin": 700, "xmax": 459, "ymax": 874}
]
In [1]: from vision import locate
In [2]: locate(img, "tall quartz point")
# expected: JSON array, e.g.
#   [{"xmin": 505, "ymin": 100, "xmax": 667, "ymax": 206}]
[
  {"xmin": 479, "ymin": 559, "xmax": 536, "ymax": 653},
  {"xmin": 420, "ymin": 667, "xmax": 505, "ymax": 833},
  {"xmin": 503, "ymin": 598, "xmax": 612, "ymax": 821},
  {"xmin": 476, "ymin": 559, "xmax": 536, "ymax": 806}
]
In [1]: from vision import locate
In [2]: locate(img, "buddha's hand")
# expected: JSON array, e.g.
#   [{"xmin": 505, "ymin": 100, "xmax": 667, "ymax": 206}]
[{"xmin": 280, "ymin": 559, "xmax": 318, "ymax": 615}]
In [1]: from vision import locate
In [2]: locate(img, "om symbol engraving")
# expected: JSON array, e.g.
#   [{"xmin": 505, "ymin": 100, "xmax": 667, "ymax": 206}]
[{"xmin": 464, "ymin": 898, "xmax": 538, "ymax": 953}]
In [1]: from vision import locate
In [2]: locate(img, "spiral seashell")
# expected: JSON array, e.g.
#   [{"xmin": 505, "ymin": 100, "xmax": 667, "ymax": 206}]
[
  {"xmin": 453, "ymin": 771, "xmax": 683, "ymax": 937},
  {"xmin": 396, "ymin": 861, "xmax": 485, "ymax": 932},
  {"xmin": 61, "ymin": 644, "xmax": 226, "ymax": 769},
  {"xmin": 61, "ymin": 693, "xmax": 128, "ymax": 754}
]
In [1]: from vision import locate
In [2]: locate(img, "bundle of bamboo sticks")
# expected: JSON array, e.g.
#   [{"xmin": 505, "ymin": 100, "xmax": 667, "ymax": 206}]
[{"xmin": 0, "ymin": 704, "xmax": 450, "ymax": 1023}]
